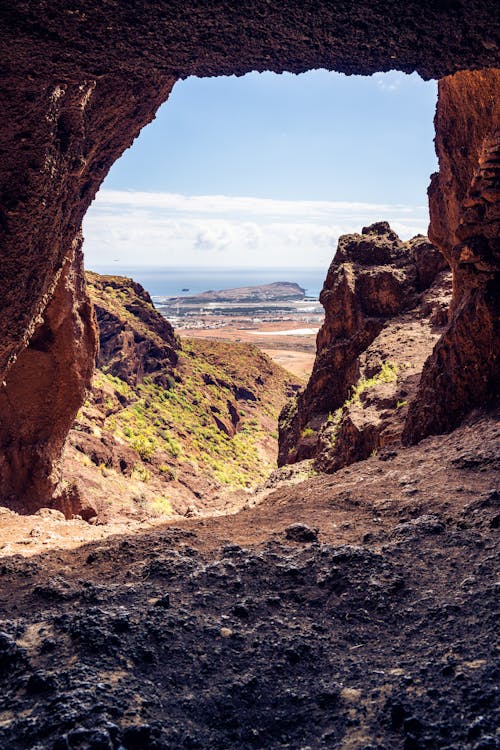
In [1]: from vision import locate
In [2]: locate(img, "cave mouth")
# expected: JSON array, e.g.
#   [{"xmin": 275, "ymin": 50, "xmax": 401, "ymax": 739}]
[
  {"xmin": 83, "ymin": 69, "xmax": 438, "ymax": 277},
  {"xmin": 0, "ymin": 10, "xmax": 498, "ymax": 745},
  {"xmin": 82, "ymin": 68, "xmax": 439, "ymax": 348},
  {"xmin": 56, "ymin": 69, "xmax": 444, "ymax": 525},
  {"xmin": 0, "ymin": 2, "xmax": 498, "ymax": 518}
]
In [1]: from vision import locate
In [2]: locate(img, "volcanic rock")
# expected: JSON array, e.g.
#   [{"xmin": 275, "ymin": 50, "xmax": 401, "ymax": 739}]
[
  {"xmin": 0, "ymin": 241, "xmax": 97, "ymax": 511},
  {"xmin": 0, "ymin": 5, "xmax": 498, "ymax": 510},
  {"xmin": 278, "ymin": 223, "xmax": 450, "ymax": 470},
  {"xmin": 86, "ymin": 272, "xmax": 179, "ymax": 387},
  {"xmin": 404, "ymin": 69, "xmax": 500, "ymax": 444}
]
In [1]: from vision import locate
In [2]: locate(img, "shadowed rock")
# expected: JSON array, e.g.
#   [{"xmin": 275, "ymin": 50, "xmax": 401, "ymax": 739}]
[
  {"xmin": 404, "ymin": 69, "xmax": 500, "ymax": 443},
  {"xmin": 0, "ymin": 240, "xmax": 96, "ymax": 511}
]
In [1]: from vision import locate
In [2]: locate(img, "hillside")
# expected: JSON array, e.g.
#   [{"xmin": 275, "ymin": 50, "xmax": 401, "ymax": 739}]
[{"xmin": 62, "ymin": 273, "xmax": 300, "ymax": 521}]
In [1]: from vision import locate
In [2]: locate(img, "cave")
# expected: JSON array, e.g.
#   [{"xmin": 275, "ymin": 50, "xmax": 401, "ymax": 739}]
[
  {"xmin": 0, "ymin": 4, "xmax": 499, "ymax": 748},
  {"xmin": 0, "ymin": 3, "xmax": 498, "ymax": 509},
  {"xmin": 0, "ymin": 2, "xmax": 498, "ymax": 513}
]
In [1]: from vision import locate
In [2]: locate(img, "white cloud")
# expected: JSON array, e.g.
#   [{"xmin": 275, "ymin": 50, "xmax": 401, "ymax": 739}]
[
  {"xmin": 91, "ymin": 189, "xmax": 423, "ymax": 221},
  {"xmin": 83, "ymin": 189, "xmax": 429, "ymax": 268}
]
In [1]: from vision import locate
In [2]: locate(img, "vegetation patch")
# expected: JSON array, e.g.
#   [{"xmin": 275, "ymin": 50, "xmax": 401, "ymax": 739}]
[
  {"xmin": 86, "ymin": 338, "xmax": 297, "ymax": 491},
  {"xmin": 323, "ymin": 361, "xmax": 400, "ymax": 448}
]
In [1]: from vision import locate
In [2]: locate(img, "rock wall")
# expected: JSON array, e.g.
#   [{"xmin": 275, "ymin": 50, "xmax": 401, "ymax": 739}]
[
  {"xmin": 0, "ymin": 70, "xmax": 174, "ymax": 508},
  {"xmin": 404, "ymin": 69, "xmax": 500, "ymax": 442},
  {"xmin": 0, "ymin": 4, "xmax": 499, "ymax": 508},
  {"xmin": 278, "ymin": 223, "xmax": 449, "ymax": 467},
  {"xmin": 86, "ymin": 272, "xmax": 179, "ymax": 388},
  {"xmin": 0, "ymin": 239, "xmax": 96, "ymax": 511}
]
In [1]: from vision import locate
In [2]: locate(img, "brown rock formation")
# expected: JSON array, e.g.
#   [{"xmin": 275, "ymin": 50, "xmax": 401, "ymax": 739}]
[
  {"xmin": 0, "ymin": 240, "xmax": 96, "ymax": 512},
  {"xmin": 0, "ymin": 71, "xmax": 174, "ymax": 509},
  {"xmin": 404, "ymin": 69, "xmax": 500, "ymax": 443},
  {"xmin": 278, "ymin": 223, "xmax": 450, "ymax": 468},
  {"xmin": 86, "ymin": 272, "xmax": 179, "ymax": 388},
  {"xmin": 0, "ymin": 5, "xmax": 498, "ymax": 508}
]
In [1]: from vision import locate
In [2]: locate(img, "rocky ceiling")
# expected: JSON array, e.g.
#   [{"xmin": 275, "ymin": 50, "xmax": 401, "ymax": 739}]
[{"xmin": 0, "ymin": 1, "xmax": 499, "ymax": 508}]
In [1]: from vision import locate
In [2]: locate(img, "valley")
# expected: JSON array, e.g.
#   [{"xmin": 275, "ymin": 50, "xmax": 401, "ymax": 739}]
[{"xmin": 155, "ymin": 281, "xmax": 324, "ymax": 380}]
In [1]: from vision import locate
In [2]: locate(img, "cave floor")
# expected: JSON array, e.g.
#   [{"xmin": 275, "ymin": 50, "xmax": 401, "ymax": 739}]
[{"xmin": 0, "ymin": 409, "xmax": 498, "ymax": 750}]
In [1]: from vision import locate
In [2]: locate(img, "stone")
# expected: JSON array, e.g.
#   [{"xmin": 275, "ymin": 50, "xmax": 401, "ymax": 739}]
[
  {"xmin": 0, "ymin": 242, "xmax": 97, "ymax": 511},
  {"xmin": 278, "ymin": 223, "xmax": 449, "ymax": 469},
  {"xmin": 0, "ymin": 631, "xmax": 25, "ymax": 671},
  {"xmin": 66, "ymin": 727, "xmax": 113, "ymax": 750},
  {"xmin": 404, "ymin": 69, "xmax": 500, "ymax": 443},
  {"xmin": 87, "ymin": 273, "xmax": 179, "ymax": 388},
  {"xmin": 34, "ymin": 508, "xmax": 66, "ymax": 520},
  {"xmin": 122, "ymin": 725, "xmax": 152, "ymax": 750},
  {"xmin": 154, "ymin": 593, "xmax": 171, "ymax": 609},
  {"xmin": 285, "ymin": 523, "xmax": 319, "ymax": 543},
  {"xmin": 232, "ymin": 602, "xmax": 250, "ymax": 618}
]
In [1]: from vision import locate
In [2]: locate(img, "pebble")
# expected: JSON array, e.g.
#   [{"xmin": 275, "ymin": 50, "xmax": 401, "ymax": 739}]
[
  {"xmin": 153, "ymin": 593, "xmax": 171, "ymax": 608},
  {"xmin": 285, "ymin": 523, "xmax": 318, "ymax": 543}
]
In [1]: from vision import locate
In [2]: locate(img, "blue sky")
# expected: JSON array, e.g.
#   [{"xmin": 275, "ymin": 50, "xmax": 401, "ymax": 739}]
[{"xmin": 84, "ymin": 70, "xmax": 438, "ymax": 269}]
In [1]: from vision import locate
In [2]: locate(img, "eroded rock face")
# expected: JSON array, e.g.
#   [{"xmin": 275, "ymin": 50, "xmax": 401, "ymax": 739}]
[
  {"xmin": 278, "ymin": 223, "xmax": 450, "ymax": 468},
  {"xmin": 0, "ymin": 71, "xmax": 174, "ymax": 508},
  {"xmin": 0, "ymin": 240, "xmax": 97, "ymax": 511},
  {"xmin": 86, "ymin": 272, "xmax": 179, "ymax": 388},
  {"xmin": 404, "ymin": 69, "xmax": 500, "ymax": 443}
]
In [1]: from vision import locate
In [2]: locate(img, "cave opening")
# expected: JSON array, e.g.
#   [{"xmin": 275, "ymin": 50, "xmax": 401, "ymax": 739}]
[
  {"xmin": 0, "ymin": 7, "xmax": 498, "ymax": 747},
  {"xmin": 64, "ymin": 69, "xmax": 443, "ymax": 523}
]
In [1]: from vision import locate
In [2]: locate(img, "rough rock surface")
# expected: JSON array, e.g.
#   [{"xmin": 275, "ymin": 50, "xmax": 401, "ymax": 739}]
[
  {"xmin": 278, "ymin": 223, "xmax": 450, "ymax": 468},
  {"xmin": 87, "ymin": 272, "xmax": 179, "ymax": 387},
  {"xmin": 0, "ymin": 241, "xmax": 96, "ymax": 512},
  {"xmin": 0, "ymin": 411, "xmax": 498, "ymax": 749},
  {"xmin": 404, "ymin": 68, "xmax": 500, "ymax": 443},
  {"xmin": 0, "ymin": 6, "xmax": 498, "ymax": 509}
]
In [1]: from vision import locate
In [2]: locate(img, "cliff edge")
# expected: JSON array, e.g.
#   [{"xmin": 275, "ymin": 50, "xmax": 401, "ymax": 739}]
[{"xmin": 278, "ymin": 222, "xmax": 451, "ymax": 471}]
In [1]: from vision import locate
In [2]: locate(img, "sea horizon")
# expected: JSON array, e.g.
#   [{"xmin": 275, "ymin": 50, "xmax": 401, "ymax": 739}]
[{"xmin": 86, "ymin": 264, "xmax": 328, "ymax": 300}]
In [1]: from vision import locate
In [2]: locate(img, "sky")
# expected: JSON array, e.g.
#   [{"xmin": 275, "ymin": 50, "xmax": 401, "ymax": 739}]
[{"xmin": 83, "ymin": 69, "xmax": 438, "ymax": 270}]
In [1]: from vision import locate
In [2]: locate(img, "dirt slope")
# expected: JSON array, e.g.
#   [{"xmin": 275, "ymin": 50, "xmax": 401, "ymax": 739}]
[{"xmin": 0, "ymin": 409, "xmax": 498, "ymax": 750}]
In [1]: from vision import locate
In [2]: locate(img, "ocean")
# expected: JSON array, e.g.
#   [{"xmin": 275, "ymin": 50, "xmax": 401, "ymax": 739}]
[{"xmin": 86, "ymin": 265, "xmax": 328, "ymax": 301}]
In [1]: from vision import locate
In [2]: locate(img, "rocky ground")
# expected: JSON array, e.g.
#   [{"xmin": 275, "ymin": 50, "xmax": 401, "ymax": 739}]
[{"xmin": 0, "ymin": 408, "xmax": 498, "ymax": 750}]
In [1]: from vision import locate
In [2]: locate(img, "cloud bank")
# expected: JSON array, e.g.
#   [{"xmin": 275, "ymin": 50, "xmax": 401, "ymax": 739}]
[{"xmin": 83, "ymin": 189, "xmax": 429, "ymax": 269}]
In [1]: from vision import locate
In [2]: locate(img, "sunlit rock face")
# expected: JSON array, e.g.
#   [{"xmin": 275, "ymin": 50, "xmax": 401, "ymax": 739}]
[
  {"xmin": 404, "ymin": 69, "xmax": 500, "ymax": 443},
  {"xmin": 0, "ymin": 2, "xmax": 498, "ymax": 507},
  {"xmin": 278, "ymin": 223, "xmax": 449, "ymax": 468},
  {"xmin": 86, "ymin": 272, "xmax": 179, "ymax": 388}
]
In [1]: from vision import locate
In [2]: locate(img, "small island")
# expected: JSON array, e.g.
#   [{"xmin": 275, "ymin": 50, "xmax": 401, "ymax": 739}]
[{"xmin": 166, "ymin": 281, "xmax": 306, "ymax": 305}]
